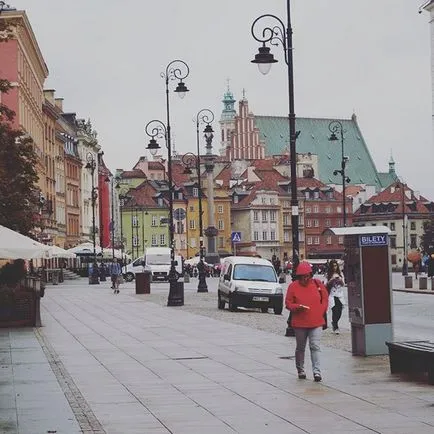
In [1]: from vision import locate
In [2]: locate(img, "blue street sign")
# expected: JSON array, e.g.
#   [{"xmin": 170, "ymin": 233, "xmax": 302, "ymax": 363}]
[
  {"xmin": 231, "ymin": 231, "xmax": 242, "ymax": 243},
  {"xmin": 359, "ymin": 234, "xmax": 388, "ymax": 247}
]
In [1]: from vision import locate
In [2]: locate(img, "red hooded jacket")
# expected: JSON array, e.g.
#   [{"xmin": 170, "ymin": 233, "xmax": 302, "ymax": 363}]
[{"xmin": 285, "ymin": 278, "xmax": 328, "ymax": 328}]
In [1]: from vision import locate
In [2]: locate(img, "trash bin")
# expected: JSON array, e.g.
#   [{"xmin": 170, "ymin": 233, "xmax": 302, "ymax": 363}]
[
  {"xmin": 135, "ymin": 270, "xmax": 151, "ymax": 294},
  {"xmin": 419, "ymin": 276, "xmax": 428, "ymax": 290},
  {"xmin": 52, "ymin": 270, "xmax": 59, "ymax": 285},
  {"xmin": 404, "ymin": 276, "xmax": 413, "ymax": 289}
]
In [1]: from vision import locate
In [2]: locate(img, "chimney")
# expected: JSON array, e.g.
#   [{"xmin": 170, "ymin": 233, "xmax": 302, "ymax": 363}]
[
  {"xmin": 54, "ymin": 97, "xmax": 64, "ymax": 111},
  {"xmin": 44, "ymin": 89, "xmax": 56, "ymax": 105}
]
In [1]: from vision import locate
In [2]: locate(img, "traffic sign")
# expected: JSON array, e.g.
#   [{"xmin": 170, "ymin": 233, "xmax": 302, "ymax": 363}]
[{"xmin": 231, "ymin": 231, "xmax": 241, "ymax": 242}]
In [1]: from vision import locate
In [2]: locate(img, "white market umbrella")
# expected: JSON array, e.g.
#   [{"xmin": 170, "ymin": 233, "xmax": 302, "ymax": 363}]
[
  {"xmin": 66, "ymin": 242, "xmax": 102, "ymax": 255},
  {"xmin": 48, "ymin": 245, "xmax": 76, "ymax": 258},
  {"xmin": 0, "ymin": 225, "xmax": 51, "ymax": 259},
  {"xmin": 184, "ymin": 256, "xmax": 210, "ymax": 266}
]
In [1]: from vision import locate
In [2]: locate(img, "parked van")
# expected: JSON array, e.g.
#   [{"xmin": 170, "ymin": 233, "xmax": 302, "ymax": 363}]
[
  {"xmin": 123, "ymin": 252, "xmax": 182, "ymax": 282},
  {"xmin": 144, "ymin": 247, "xmax": 182, "ymax": 281},
  {"xmin": 218, "ymin": 256, "xmax": 284, "ymax": 314}
]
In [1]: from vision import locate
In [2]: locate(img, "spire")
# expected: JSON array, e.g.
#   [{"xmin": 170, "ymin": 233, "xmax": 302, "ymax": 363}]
[
  {"xmin": 220, "ymin": 79, "xmax": 236, "ymax": 121},
  {"xmin": 388, "ymin": 150, "xmax": 395, "ymax": 173}
]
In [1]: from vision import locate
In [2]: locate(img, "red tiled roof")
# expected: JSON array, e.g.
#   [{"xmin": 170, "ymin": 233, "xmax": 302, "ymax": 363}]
[
  {"xmin": 129, "ymin": 181, "xmax": 164, "ymax": 207},
  {"xmin": 120, "ymin": 169, "xmax": 146, "ymax": 179},
  {"xmin": 148, "ymin": 161, "xmax": 165, "ymax": 170}
]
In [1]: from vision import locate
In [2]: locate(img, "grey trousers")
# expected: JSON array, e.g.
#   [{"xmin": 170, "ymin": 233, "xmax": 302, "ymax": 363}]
[{"xmin": 294, "ymin": 327, "xmax": 322, "ymax": 375}]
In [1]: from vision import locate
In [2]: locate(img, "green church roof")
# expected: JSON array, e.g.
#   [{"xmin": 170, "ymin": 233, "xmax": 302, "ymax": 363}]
[{"xmin": 254, "ymin": 115, "xmax": 384, "ymax": 190}]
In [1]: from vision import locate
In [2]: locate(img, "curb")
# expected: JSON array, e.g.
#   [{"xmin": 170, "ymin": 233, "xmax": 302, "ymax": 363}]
[{"xmin": 393, "ymin": 288, "xmax": 434, "ymax": 295}]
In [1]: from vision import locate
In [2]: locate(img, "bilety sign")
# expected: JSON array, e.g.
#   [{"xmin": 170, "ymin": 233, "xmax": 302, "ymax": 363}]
[{"xmin": 359, "ymin": 234, "xmax": 388, "ymax": 247}]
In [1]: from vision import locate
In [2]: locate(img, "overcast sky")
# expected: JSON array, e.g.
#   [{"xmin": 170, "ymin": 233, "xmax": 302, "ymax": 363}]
[{"xmin": 15, "ymin": 0, "xmax": 434, "ymax": 199}]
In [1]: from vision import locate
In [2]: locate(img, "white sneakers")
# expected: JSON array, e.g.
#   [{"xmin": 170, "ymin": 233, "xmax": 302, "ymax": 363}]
[{"xmin": 333, "ymin": 328, "xmax": 340, "ymax": 335}]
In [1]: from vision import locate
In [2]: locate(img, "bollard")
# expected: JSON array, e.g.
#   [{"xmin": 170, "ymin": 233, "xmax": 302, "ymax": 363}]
[
  {"xmin": 184, "ymin": 272, "xmax": 190, "ymax": 283},
  {"xmin": 431, "ymin": 277, "xmax": 434, "ymax": 291},
  {"xmin": 404, "ymin": 276, "xmax": 413, "ymax": 289},
  {"xmin": 419, "ymin": 276, "xmax": 427, "ymax": 290}
]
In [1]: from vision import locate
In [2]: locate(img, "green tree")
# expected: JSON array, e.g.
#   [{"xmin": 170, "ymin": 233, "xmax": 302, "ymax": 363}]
[
  {"xmin": 0, "ymin": 16, "xmax": 40, "ymax": 235},
  {"xmin": 421, "ymin": 216, "xmax": 434, "ymax": 255}
]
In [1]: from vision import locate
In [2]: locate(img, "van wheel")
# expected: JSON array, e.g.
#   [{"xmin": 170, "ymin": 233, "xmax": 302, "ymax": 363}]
[
  {"xmin": 274, "ymin": 306, "xmax": 283, "ymax": 315},
  {"xmin": 228, "ymin": 297, "xmax": 237, "ymax": 312},
  {"xmin": 218, "ymin": 293, "xmax": 225, "ymax": 310},
  {"xmin": 125, "ymin": 272, "xmax": 134, "ymax": 282},
  {"xmin": 261, "ymin": 307, "xmax": 268, "ymax": 313}
]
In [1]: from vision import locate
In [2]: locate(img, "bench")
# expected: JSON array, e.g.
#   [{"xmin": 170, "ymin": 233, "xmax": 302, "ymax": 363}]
[{"xmin": 385, "ymin": 341, "xmax": 434, "ymax": 384}]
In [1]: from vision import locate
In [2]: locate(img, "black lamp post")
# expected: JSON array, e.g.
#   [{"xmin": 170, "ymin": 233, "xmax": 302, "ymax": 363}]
[
  {"xmin": 144, "ymin": 60, "xmax": 189, "ymax": 307},
  {"xmin": 328, "ymin": 120, "xmax": 350, "ymax": 227},
  {"xmin": 105, "ymin": 175, "xmax": 118, "ymax": 260},
  {"xmin": 116, "ymin": 189, "xmax": 127, "ymax": 269},
  {"xmin": 182, "ymin": 109, "xmax": 214, "ymax": 293},
  {"xmin": 85, "ymin": 152, "xmax": 99, "ymax": 285},
  {"xmin": 398, "ymin": 181, "xmax": 409, "ymax": 276},
  {"xmin": 250, "ymin": 1, "xmax": 299, "ymax": 274}
]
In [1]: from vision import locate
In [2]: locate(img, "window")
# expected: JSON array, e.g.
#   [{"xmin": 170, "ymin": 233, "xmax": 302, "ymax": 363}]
[
  {"xmin": 284, "ymin": 230, "xmax": 290, "ymax": 242},
  {"xmin": 325, "ymin": 219, "xmax": 331, "ymax": 227},
  {"xmin": 270, "ymin": 231, "xmax": 276, "ymax": 241},
  {"xmin": 283, "ymin": 213, "xmax": 289, "ymax": 225},
  {"xmin": 176, "ymin": 221, "xmax": 184, "ymax": 234},
  {"xmin": 262, "ymin": 231, "xmax": 267, "ymax": 240},
  {"xmin": 391, "ymin": 254, "xmax": 397, "ymax": 265},
  {"xmin": 262, "ymin": 211, "xmax": 267, "ymax": 222},
  {"xmin": 313, "ymin": 191, "xmax": 319, "ymax": 199},
  {"xmin": 336, "ymin": 206, "xmax": 342, "ymax": 214},
  {"xmin": 410, "ymin": 222, "xmax": 416, "ymax": 231},
  {"xmin": 261, "ymin": 197, "xmax": 266, "ymax": 204},
  {"xmin": 383, "ymin": 223, "xmax": 388, "ymax": 227},
  {"xmin": 151, "ymin": 234, "xmax": 157, "ymax": 246},
  {"xmin": 325, "ymin": 206, "xmax": 331, "ymax": 214},
  {"xmin": 218, "ymin": 219, "xmax": 224, "ymax": 230},
  {"xmin": 313, "ymin": 206, "xmax": 319, "ymax": 213},
  {"xmin": 218, "ymin": 205, "xmax": 224, "ymax": 214},
  {"xmin": 305, "ymin": 191, "xmax": 310, "ymax": 199},
  {"xmin": 326, "ymin": 236, "xmax": 332, "ymax": 245},
  {"xmin": 151, "ymin": 215, "xmax": 157, "ymax": 226},
  {"xmin": 390, "ymin": 236, "xmax": 396, "ymax": 249},
  {"xmin": 390, "ymin": 222, "xmax": 395, "ymax": 231},
  {"xmin": 133, "ymin": 236, "xmax": 139, "ymax": 247},
  {"xmin": 159, "ymin": 234, "xmax": 166, "ymax": 246},
  {"xmin": 306, "ymin": 219, "xmax": 312, "ymax": 228},
  {"xmin": 314, "ymin": 236, "xmax": 320, "ymax": 245},
  {"xmin": 253, "ymin": 211, "xmax": 259, "ymax": 222},
  {"xmin": 410, "ymin": 235, "xmax": 417, "ymax": 249},
  {"xmin": 193, "ymin": 187, "xmax": 199, "ymax": 197},
  {"xmin": 189, "ymin": 219, "xmax": 196, "ymax": 229},
  {"xmin": 219, "ymin": 237, "xmax": 224, "ymax": 248},
  {"xmin": 189, "ymin": 206, "xmax": 194, "ymax": 212},
  {"xmin": 307, "ymin": 236, "xmax": 313, "ymax": 245},
  {"xmin": 234, "ymin": 195, "xmax": 238, "ymax": 204},
  {"xmin": 313, "ymin": 219, "xmax": 319, "ymax": 227},
  {"xmin": 270, "ymin": 211, "xmax": 276, "ymax": 222},
  {"xmin": 253, "ymin": 231, "xmax": 259, "ymax": 241},
  {"xmin": 305, "ymin": 207, "xmax": 311, "ymax": 214},
  {"xmin": 338, "ymin": 236, "xmax": 344, "ymax": 245}
]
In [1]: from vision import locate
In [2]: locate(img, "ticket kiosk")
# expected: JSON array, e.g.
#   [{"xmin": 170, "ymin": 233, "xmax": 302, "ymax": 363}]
[{"xmin": 327, "ymin": 227, "xmax": 393, "ymax": 356}]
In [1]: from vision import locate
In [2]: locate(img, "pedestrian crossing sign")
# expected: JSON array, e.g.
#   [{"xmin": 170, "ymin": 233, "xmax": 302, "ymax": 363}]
[{"xmin": 231, "ymin": 232, "xmax": 241, "ymax": 243}]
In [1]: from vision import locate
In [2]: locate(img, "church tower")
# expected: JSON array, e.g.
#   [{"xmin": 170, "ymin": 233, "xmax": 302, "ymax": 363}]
[{"xmin": 218, "ymin": 81, "xmax": 236, "ymax": 156}]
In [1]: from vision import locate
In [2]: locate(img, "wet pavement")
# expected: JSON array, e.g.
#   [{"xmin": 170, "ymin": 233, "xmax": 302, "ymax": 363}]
[{"xmin": 0, "ymin": 275, "xmax": 433, "ymax": 433}]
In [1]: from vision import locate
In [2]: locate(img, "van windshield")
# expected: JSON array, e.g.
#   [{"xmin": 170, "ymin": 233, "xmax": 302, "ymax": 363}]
[
  {"xmin": 147, "ymin": 254, "xmax": 170, "ymax": 265},
  {"xmin": 233, "ymin": 264, "xmax": 277, "ymax": 282}
]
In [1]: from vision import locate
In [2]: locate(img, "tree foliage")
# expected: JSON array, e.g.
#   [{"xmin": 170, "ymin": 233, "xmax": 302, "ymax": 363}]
[
  {"xmin": 0, "ymin": 17, "xmax": 40, "ymax": 235},
  {"xmin": 421, "ymin": 216, "xmax": 434, "ymax": 254}
]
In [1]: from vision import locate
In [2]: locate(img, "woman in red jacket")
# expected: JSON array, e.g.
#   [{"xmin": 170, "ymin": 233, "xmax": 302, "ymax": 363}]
[{"xmin": 285, "ymin": 261, "xmax": 328, "ymax": 382}]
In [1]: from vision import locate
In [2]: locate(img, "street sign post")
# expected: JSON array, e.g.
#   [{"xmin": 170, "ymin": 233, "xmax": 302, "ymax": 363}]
[{"xmin": 231, "ymin": 232, "xmax": 241, "ymax": 255}]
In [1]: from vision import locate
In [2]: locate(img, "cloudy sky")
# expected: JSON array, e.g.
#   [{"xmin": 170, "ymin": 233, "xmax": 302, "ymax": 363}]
[{"xmin": 14, "ymin": 0, "xmax": 434, "ymax": 199}]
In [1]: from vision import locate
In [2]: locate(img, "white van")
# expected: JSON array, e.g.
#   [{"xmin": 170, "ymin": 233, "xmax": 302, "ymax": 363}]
[
  {"xmin": 144, "ymin": 247, "xmax": 183, "ymax": 281},
  {"xmin": 218, "ymin": 256, "xmax": 285, "ymax": 314},
  {"xmin": 123, "ymin": 253, "xmax": 182, "ymax": 282}
]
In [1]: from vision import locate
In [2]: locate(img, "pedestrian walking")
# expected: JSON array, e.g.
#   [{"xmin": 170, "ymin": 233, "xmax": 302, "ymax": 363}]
[
  {"xmin": 285, "ymin": 261, "xmax": 328, "ymax": 382},
  {"xmin": 325, "ymin": 259, "xmax": 346, "ymax": 334},
  {"xmin": 109, "ymin": 258, "xmax": 122, "ymax": 294}
]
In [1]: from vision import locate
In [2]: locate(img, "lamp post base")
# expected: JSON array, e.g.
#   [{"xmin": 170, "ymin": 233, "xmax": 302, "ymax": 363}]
[
  {"xmin": 402, "ymin": 260, "xmax": 408, "ymax": 276},
  {"xmin": 167, "ymin": 279, "xmax": 184, "ymax": 306}
]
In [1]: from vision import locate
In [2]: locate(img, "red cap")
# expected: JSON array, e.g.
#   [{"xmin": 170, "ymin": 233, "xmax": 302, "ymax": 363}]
[{"xmin": 296, "ymin": 261, "xmax": 312, "ymax": 275}]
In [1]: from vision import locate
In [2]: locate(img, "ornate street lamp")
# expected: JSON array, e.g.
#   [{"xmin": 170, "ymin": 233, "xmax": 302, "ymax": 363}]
[
  {"xmin": 328, "ymin": 120, "xmax": 350, "ymax": 227},
  {"xmin": 250, "ymin": 1, "xmax": 299, "ymax": 274},
  {"xmin": 85, "ymin": 152, "xmax": 99, "ymax": 285}
]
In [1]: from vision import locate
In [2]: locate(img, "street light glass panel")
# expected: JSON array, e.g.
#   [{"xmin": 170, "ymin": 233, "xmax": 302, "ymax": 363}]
[
  {"xmin": 257, "ymin": 62, "xmax": 273, "ymax": 75},
  {"xmin": 147, "ymin": 138, "xmax": 160, "ymax": 156},
  {"xmin": 174, "ymin": 81, "xmax": 189, "ymax": 99}
]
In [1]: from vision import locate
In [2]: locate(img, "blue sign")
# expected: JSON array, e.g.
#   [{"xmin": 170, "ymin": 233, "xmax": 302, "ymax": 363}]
[
  {"xmin": 359, "ymin": 234, "xmax": 388, "ymax": 247},
  {"xmin": 231, "ymin": 231, "xmax": 242, "ymax": 243}
]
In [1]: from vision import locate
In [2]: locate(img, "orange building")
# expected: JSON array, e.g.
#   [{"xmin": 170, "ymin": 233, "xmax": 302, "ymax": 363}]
[{"xmin": 0, "ymin": 9, "xmax": 49, "ymax": 195}]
